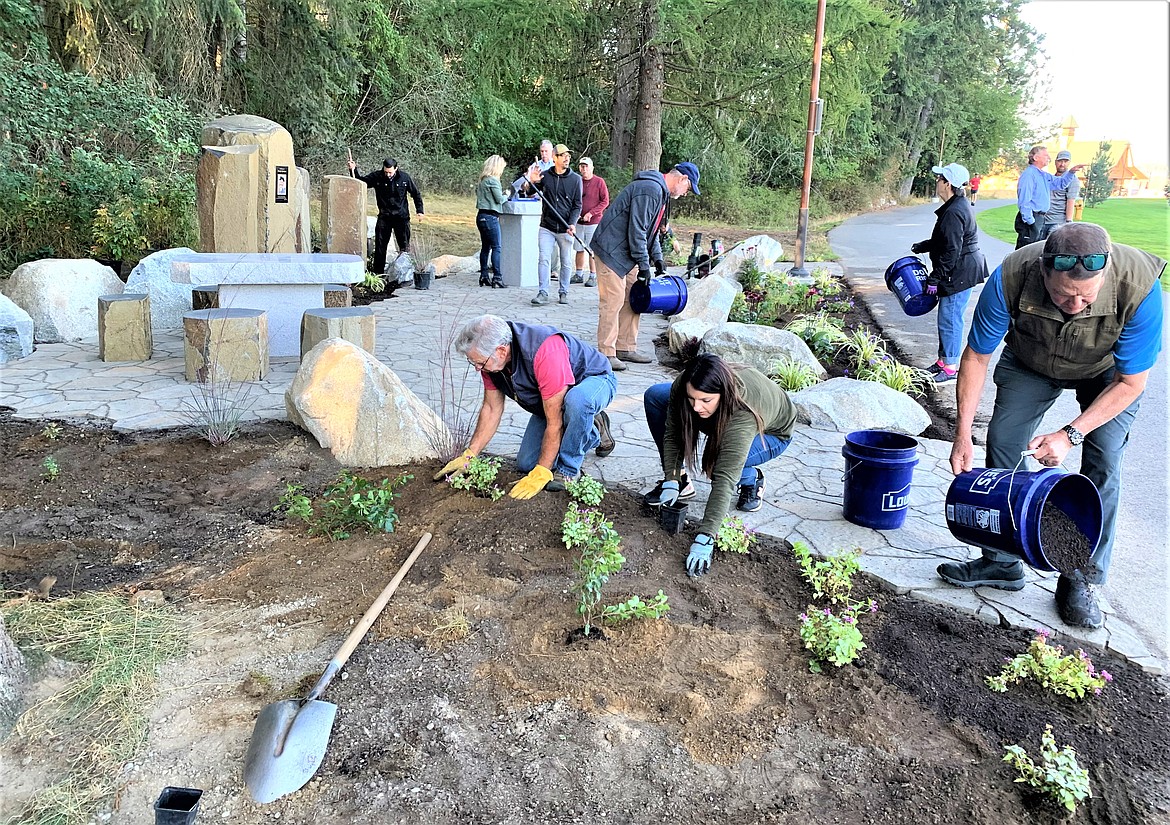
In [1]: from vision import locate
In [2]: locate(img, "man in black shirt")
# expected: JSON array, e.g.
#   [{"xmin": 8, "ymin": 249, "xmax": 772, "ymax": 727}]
[{"xmin": 348, "ymin": 157, "xmax": 425, "ymax": 274}]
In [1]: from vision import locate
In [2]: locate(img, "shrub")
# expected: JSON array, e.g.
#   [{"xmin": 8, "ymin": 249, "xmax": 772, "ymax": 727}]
[
  {"xmin": 987, "ymin": 630, "xmax": 1112, "ymax": 699},
  {"xmin": 793, "ymin": 541, "xmax": 860, "ymax": 604},
  {"xmin": 858, "ymin": 356, "xmax": 936, "ymax": 396},
  {"xmin": 715, "ymin": 515, "xmax": 756, "ymax": 554},
  {"xmin": 566, "ymin": 474, "xmax": 606, "ymax": 507},
  {"xmin": 1003, "ymin": 726, "xmax": 1092, "ymax": 813},
  {"xmin": 798, "ymin": 600, "xmax": 877, "ymax": 673},
  {"xmin": 786, "ymin": 313, "xmax": 848, "ymax": 360},
  {"xmin": 769, "ymin": 359, "xmax": 820, "ymax": 392},
  {"xmin": 447, "ymin": 455, "xmax": 505, "ymax": 501},
  {"xmin": 602, "ymin": 591, "xmax": 671, "ymax": 624},
  {"xmin": 276, "ymin": 471, "xmax": 411, "ymax": 540}
]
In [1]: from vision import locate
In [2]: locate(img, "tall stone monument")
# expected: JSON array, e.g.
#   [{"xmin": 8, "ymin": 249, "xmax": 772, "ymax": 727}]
[{"xmin": 320, "ymin": 175, "xmax": 367, "ymax": 260}]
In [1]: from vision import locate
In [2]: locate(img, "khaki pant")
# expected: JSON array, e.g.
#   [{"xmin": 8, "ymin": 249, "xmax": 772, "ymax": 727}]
[{"xmin": 595, "ymin": 259, "xmax": 641, "ymax": 356}]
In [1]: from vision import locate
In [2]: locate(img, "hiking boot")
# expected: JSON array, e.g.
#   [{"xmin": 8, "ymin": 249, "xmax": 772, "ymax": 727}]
[
  {"xmin": 736, "ymin": 468, "xmax": 765, "ymax": 512},
  {"xmin": 584, "ymin": 275, "xmax": 597, "ymax": 287},
  {"xmin": 558, "ymin": 293, "xmax": 568, "ymax": 304},
  {"xmin": 1055, "ymin": 572, "xmax": 1103, "ymax": 628},
  {"xmin": 545, "ymin": 471, "xmax": 577, "ymax": 492},
  {"xmin": 570, "ymin": 273, "xmax": 584, "ymax": 284},
  {"xmin": 607, "ymin": 356, "xmax": 627, "ymax": 372},
  {"xmin": 594, "ymin": 411, "xmax": 616, "ymax": 457},
  {"xmin": 617, "ymin": 350, "xmax": 652, "ymax": 364},
  {"xmin": 643, "ymin": 475, "xmax": 697, "ymax": 507},
  {"xmin": 937, "ymin": 557, "xmax": 1026, "ymax": 591},
  {"xmin": 531, "ymin": 291, "xmax": 550, "ymax": 306}
]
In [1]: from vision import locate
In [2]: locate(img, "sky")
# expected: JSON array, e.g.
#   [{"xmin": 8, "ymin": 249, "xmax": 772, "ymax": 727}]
[{"xmin": 1019, "ymin": 0, "xmax": 1169, "ymax": 171}]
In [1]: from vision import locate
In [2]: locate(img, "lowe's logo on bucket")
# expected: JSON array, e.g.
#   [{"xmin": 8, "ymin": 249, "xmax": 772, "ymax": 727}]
[
  {"xmin": 881, "ymin": 482, "xmax": 911, "ymax": 512},
  {"xmin": 969, "ymin": 469, "xmax": 1009, "ymax": 494}
]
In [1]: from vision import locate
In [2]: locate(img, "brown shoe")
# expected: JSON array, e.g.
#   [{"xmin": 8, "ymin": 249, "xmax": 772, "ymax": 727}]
[
  {"xmin": 617, "ymin": 350, "xmax": 652, "ymax": 364},
  {"xmin": 607, "ymin": 356, "xmax": 627, "ymax": 371}
]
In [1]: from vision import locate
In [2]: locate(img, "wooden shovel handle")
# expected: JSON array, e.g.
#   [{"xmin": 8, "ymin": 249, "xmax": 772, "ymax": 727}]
[{"xmin": 304, "ymin": 532, "xmax": 432, "ymax": 701}]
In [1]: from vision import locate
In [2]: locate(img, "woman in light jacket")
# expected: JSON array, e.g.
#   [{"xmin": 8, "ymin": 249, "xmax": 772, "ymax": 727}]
[
  {"xmin": 643, "ymin": 354, "xmax": 796, "ymax": 576},
  {"xmin": 911, "ymin": 162, "xmax": 988, "ymax": 382},
  {"xmin": 476, "ymin": 155, "xmax": 508, "ymax": 288}
]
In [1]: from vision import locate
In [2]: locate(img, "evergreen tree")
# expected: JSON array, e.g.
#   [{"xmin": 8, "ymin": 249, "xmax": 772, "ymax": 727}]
[{"xmin": 1082, "ymin": 141, "xmax": 1113, "ymax": 207}]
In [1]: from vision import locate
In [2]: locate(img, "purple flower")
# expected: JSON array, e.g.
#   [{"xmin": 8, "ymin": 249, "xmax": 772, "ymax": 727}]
[
  {"xmin": 799, "ymin": 613, "xmax": 808, "ymax": 621},
  {"xmin": 1036, "ymin": 628, "xmax": 1051, "ymax": 639},
  {"xmin": 823, "ymin": 608, "xmax": 833, "ymax": 617},
  {"xmin": 1094, "ymin": 688, "xmax": 1102, "ymax": 695},
  {"xmin": 843, "ymin": 616, "xmax": 855, "ymax": 624},
  {"xmin": 869, "ymin": 600, "xmax": 878, "ymax": 613},
  {"xmin": 1102, "ymin": 670, "xmax": 1113, "ymax": 682}
]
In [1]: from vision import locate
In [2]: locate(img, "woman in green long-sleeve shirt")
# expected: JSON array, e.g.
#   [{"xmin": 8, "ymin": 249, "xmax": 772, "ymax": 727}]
[
  {"xmin": 476, "ymin": 155, "xmax": 509, "ymax": 288},
  {"xmin": 644, "ymin": 354, "xmax": 796, "ymax": 576}
]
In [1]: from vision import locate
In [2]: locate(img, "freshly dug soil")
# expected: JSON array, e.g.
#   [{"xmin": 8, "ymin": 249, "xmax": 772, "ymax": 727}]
[
  {"xmin": 1040, "ymin": 504, "xmax": 1094, "ymax": 574},
  {"xmin": 2, "ymin": 415, "xmax": 1169, "ymax": 824}
]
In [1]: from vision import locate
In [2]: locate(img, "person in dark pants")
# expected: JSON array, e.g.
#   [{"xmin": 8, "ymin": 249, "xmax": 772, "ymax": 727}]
[
  {"xmin": 476, "ymin": 155, "xmax": 508, "ymax": 288},
  {"xmin": 1014, "ymin": 145, "xmax": 1082, "ymax": 250},
  {"xmin": 348, "ymin": 157, "xmax": 425, "ymax": 274}
]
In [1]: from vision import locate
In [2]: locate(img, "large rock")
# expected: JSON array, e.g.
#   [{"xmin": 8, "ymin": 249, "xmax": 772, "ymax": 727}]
[
  {"xmin": 710, "ymin": 234, "xmax": 785, "ymax": 279},
  {"xmin": 124, "ymin": 247, "xmax": 198, "ymax": 331},
  {"xmin": 321, "ymin": 175, "xmax": 367, "ymax": 259},
  {"xmin": 667, "ymin": 317, "xmax": 713, "ymax": 354},
  {"xmin": 671, "ymin": 274, "xmax": 739, "ymax": 327},
  {"xmin": 790, "ymin": 377, "xmax": 931, "ymax": 435},
  {"xmin": 432, "ymin": 254, "xmax": 479, "ymax": 278},
  {"xmin": 701, "ymin": 322, "xmax": 826, "ymax": 378},
  {"xmin": 2, "ymin": 259, "xmax": 124, "ymax": 343},
  {"xmin": 0, "ymin": 294, "xmax": 34, "ymax": 362},
  {"xmin": 201, "ymin": 114, "xmax": 301, "ymax": 253},
  {"xmin": 286, "ymin": 339, "xmax": 449, "ymax": 468},
  {"xmin": 196, "ymin": 144, "xmax": 260, "ymax": 253}
]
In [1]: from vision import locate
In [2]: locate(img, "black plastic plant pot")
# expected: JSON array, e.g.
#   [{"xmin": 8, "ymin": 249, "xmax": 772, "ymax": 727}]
[
  {"xmin": 658, "ymin": 502, "xmax": 688, "ymax": 535},
  {"xmin": 155, "ymin": 787, "xmax": 203, "ymax": 825}
]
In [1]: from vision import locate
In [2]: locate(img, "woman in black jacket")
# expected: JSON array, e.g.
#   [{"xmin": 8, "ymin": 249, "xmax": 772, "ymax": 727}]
[{"xmin": 911, "ymin": 162, "xmax": 988, "ymax": 382}]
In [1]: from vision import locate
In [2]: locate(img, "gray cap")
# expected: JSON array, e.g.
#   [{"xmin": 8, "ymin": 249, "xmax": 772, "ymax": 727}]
[{"xmin": 1055, "ymin": 150, "xmax": 1072, "ymax": 161}]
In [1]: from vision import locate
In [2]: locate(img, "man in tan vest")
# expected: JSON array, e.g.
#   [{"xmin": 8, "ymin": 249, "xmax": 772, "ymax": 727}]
[{"xmin": 941, "ymin": 223, "xmax": 1164, "ymax": 628}]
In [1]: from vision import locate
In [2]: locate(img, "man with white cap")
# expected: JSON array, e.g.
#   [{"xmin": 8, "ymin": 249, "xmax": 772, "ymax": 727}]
[
  {"xmin": 572, "ymin": 157, "xmax": 609, "ymax": 287},
  {"xmin": 1043, "ymin": 150, "xmax": 1081, "ymax": 239}
]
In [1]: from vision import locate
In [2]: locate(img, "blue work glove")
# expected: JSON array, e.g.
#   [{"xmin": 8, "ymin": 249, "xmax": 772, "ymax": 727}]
[
  {"xmin": 647, "ymin": 480, "xmax": 680, "ymax": 508},
  {"xmin": 686, "ymin": 533, "xmax": 714, "ymax": 577}
]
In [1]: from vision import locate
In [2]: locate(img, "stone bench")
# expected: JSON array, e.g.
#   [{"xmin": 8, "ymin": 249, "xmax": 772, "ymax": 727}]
[
  {"xmin": 182, "ymin": 308, "xmax": 269, "ymax": 382},
  {"xmin": 98, "ymin": 294, "xmax": 152, "ymax": 362},
  {"xmin": 300, "ymin": 307, "xmax": 375, "ymax": 358},
  {"xmin": 192, "ymin": 283, "xmax": 352, "ymax": 311}
]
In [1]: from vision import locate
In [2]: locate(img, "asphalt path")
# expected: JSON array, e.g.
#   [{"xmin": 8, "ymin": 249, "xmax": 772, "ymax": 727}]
[{"xmin": 829, "ymin": 198, "xmax": 1170, "ymax": 667}]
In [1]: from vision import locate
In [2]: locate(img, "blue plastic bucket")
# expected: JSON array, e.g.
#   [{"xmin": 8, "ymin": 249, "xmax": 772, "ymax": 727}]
[
  {"xmin": 884, "ymin": 256, "xmax": 938, "ymax": 316},
  {"xmin": 841, "ymin": 430, "xmax": 920, "ymax": 530},
  {"xmin": 630, "ymin": 274, "xmax": 688, "ymax": 315},
  {"xmin": 945, "ymin": 468, "xmax": 1102, "ymax": 572}
]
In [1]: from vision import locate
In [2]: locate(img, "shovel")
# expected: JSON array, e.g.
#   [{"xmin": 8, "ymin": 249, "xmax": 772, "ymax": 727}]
[{"xmin": 243, "ymin": 532, "xmax": 432, "ymax": 803}]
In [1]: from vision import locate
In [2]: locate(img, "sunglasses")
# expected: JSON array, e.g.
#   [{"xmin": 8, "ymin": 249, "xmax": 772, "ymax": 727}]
[{"xmin": 1044, "ymin": 253, "xmax": 1109, "ymax": 272}]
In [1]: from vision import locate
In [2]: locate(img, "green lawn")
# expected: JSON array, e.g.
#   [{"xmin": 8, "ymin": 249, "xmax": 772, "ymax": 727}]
[{"xmin": 976, "ymin": 198, "xmax": 1169, "ymax": 259}]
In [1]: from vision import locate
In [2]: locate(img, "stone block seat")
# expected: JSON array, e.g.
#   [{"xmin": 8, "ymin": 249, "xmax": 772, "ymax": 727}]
[
  {"xmin": 193, "ymin": 283, "xmax": 351, "ymax": 311},
  {"xmin": 300, "ymin": 307, "xmax": 375, "ymax": 358},
  {"xmin": 98, "ymin": 293, "xmax": 152, "ymax": 362},
  {"xmin": 182, "ymin": 308, "xmax": 269, "ymax": 383}
]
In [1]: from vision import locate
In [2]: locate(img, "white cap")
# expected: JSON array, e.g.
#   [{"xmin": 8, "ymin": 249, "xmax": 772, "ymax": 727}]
[{"xmin": 931, "ymin": 162, "xmax": 970, "ymax": 188}]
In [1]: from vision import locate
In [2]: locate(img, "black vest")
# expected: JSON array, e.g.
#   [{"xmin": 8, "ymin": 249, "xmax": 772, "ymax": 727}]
[{"xmin": 486, "ymin": 322, "xmax": 611, "ymax": 415}]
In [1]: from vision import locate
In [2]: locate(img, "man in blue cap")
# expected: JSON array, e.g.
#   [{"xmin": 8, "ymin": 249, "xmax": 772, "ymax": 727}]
[{"xmin": 590, "ymin": 162, "xmax": 700, "ymax": 371}]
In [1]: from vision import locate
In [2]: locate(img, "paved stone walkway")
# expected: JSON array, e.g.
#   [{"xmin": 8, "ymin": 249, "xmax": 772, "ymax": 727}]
[{"xmin": 0, "ymin": 267, "xmax": 1160, "ymax": 673}]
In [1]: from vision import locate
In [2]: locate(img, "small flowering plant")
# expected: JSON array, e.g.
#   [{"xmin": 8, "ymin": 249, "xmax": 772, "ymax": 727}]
[
  {"xmin": 1003, "ymin": 725, "xmax": 1092, "ymax": 813},
  {"xmin": 715, "ymin": 515, "xmax": 756, "ymax": 554},
  {"xmin": 792, "ymin": 541, "xmax": 860, "ymax": 604},
  {"xmin": 799, "ymin": 599, "xmax": 878, "ymax": 673},
  {"xmin": 987, "ymin": 630, "xmax": 1112, "ymax": 700}
]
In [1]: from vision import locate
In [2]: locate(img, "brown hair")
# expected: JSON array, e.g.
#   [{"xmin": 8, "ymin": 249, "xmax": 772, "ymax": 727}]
[{"xmin": 674, "ymin": 354, "xmax": 764, "ymax": 478}]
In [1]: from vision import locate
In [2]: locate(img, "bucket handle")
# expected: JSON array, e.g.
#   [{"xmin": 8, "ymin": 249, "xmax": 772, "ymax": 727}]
[{"xmin": 1006, "ymin": 450, "xmax": 1066, "ymax": 535}]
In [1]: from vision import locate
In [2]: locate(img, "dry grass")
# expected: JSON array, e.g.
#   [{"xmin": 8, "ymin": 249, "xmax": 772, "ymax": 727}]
[{"xmin": 425, "ymin": 601, "xmax": 473, "ymax": 649}]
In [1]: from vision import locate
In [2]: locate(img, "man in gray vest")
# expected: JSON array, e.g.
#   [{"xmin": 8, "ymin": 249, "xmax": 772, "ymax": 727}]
[
  {"xmin": 1042, "ymin": 150, "xmax": 1081, "ymax": 239},
  {"xmin": 940, "ymin": 223, "xmax": 1164, "ymax": 628},
  {"xmin": 433, "ymin": 315, "xmax": 617, "ymax": 498}
]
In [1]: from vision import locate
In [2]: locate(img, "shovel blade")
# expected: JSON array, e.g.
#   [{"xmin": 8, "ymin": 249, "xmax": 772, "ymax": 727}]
[{"xmin": 243, "ymin": 699, "xmax": 338, "ymax": 804}]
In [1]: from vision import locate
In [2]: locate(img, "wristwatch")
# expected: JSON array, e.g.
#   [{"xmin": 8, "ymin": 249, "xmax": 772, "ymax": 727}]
[{"xmin": 1062, "ymin": 424, "xmax": 1085, "ymax": 447}]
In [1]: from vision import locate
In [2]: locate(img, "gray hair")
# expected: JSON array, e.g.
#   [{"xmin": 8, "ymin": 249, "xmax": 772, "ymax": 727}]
[
  {"xmin": 454, "ymin": 314, "xmax": 513, "ymax": 357},
  {"xmin": 1043, "ymin": 223, "xmax": 1113, "ymax": 280},
  {"xmin": 539, "ymin": 139, "xmax": 553, "ymax": 151}
]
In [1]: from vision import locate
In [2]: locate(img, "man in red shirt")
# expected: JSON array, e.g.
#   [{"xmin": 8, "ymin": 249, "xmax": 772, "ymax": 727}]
[{"xmin": 573, "ymin": 157, "xmax": 610, "ymax": 287}]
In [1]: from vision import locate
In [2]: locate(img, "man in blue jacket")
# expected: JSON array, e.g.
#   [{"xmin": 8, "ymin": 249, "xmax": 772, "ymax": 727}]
[{"xmin": 591, "ymin": 162, "xmax": 700, "ymax": 372}]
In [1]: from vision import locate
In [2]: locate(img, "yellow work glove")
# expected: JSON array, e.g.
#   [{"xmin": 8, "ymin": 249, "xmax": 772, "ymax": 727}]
[
  {"xmin": 509, "ymin": 466, "xmax": 553, "ymax": 500},
  {"xmin": 432, "ymin": 449, "xmax": 476, "ymax": 482}
]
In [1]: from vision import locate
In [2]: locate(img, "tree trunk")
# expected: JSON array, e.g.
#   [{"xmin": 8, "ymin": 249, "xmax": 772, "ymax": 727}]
[
  {"xmin": 232, "ymin": 0, "xmax": 248, "ymax": 63},
  {"xmin": 0, "ymin": 615, "xmax": 28, "ymax": 734},
  {"xmin": 631, "ymin": 0, "xmax": 663, "ymax": 173},
  {"xmin": 609, "ymin": 27, "xmax": 638, "ymax": 170},
  {"xmin": 896, "ymin": 71, "xmax": 940, "ymax": 199}
]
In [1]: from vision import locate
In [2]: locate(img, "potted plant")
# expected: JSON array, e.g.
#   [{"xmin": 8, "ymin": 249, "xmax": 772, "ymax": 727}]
[{"xmin": 409, "ymin": 230, "xmax": 438, "ymax": 290}]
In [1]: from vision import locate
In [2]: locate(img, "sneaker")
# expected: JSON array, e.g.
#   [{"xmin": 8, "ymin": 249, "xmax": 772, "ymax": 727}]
[
  {"xmin": 570, "ymin": 273, "xmax": 584, "ymax": 284},
  {"xmin": 594, "ymin": 411, "xmax": 616, "ymax": 457},
  {"xmin": 531, "ymin": 291, "xmax": 550, "ymax": 306},
  {"xmin": 545, "ymin": 472, "xmax": 577, "ymax": 492},
  {"xmin": 617, "ymin": 350, "xmax": 652, "ymax": 364},
  {"xmin": 933, "ymin": 367, "xmax": 957, "ymax": 384},
  {"xmin": 1055, "ymin": 572, "xmax": 1103, "ymax": 628},
  {"xmin": 926, "ymin": 362, "xmax": 944, "ymax": 376},
  {"xmin": 736, "ymin": 468, "xmax": 765, "ymax": 512},
  {"xmin": 937, "ymin": 557, "xmax": 1026, "ymax": 591},
  {"xmin": 607, "ymin": 356, "xmax": 627, "ymax": 372},
  {"xmin": 643, "ymin": 475, "xmax": 697, "ymax": 507},
  {"xmin": 558, "ymin": 293, "xmax": 568, "ymax": 304},
  {"xmin": 584, "ymin": 275, "xmax": 597, "ymax": 288}
]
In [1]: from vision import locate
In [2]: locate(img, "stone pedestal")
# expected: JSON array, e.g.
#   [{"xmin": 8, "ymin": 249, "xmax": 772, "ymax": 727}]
[
  {"xmin": 196, "ymin": 145, "xmax": 260, "ymax": 253},
  {"xmin": 98, "ymin": 294, "xmax": 153, "ymax": 361},
  {"xmin": 301, "ymin": 307, "xmax": 375, "ymax": 358},
  {"xmin": 192, "ymin": 285, "xmax": 219, "ymax": 310},
  {"xmin": 324, "ymin": 284, "xmax": 353, "ymax": 307},
  {"xmin": 322, "ymin": 175, "xmax": 368, "ymax": 260},
  {"xmin": 499, "ymin": 198, "xmax": 542, "ymax": 288},
  {"xmin": 183, "ymin": 308, "xmax": 269, "ymax": 382}
]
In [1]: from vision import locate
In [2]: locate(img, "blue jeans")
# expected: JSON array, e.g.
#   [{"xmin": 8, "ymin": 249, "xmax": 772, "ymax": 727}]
[
  {"xmin": 936, "ymin": 288, "xmax": 972, "ymax": 364},
  {"xmin": 516, "ymin": 372, "xmax": 618, "ymax": 477},
  {"xmin": 982, "ymin": 349, "xmax": 1141, "ymax": 583},
  {"xmin": 643, "ymin": 382, "xmax": 790, "ymax": 486},
  {"xmin": 538, "ymin": 227, "xmax": 574, "ymax": 295},
  {"xmin": 476, "ymin": 212, "xmax": 501, "ymax": 283}
]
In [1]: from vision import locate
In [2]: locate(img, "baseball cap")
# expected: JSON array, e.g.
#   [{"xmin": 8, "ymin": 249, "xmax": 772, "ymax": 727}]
[
  {"xmin": 931, "ymin": 162, "xmax": 970, "ymax": 188},
  {"xmin": 553, "ymin": 143, "xmax": 572, "ymax": 156},
  {"xmin": 1055, "ymin": 150, "xmax": 1072, "ymax": 161},
  {"xmin": 578, "ymin": 156, "xmax": 593, "ymax": 167},
  {"xmin": 673, "ymin": 161, "xmax": 701, "ymax": 195}
]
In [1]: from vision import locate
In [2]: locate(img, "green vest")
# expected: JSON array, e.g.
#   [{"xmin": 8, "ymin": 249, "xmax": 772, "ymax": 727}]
[{"xmin": 1002, "ymin": 242, "xmax": 1164, "ymax": 380}]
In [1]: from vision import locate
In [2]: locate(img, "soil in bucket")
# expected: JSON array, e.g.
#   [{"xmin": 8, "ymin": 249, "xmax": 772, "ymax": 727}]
[{"xmin": 1039, "ymin": 503, "xmax": 1094, "ymax": 574}]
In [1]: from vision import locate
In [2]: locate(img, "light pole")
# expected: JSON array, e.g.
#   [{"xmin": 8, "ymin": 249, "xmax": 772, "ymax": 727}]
[{"xmin": 789, "ymin": 0, "xmax": 827, "ymax": 278}]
